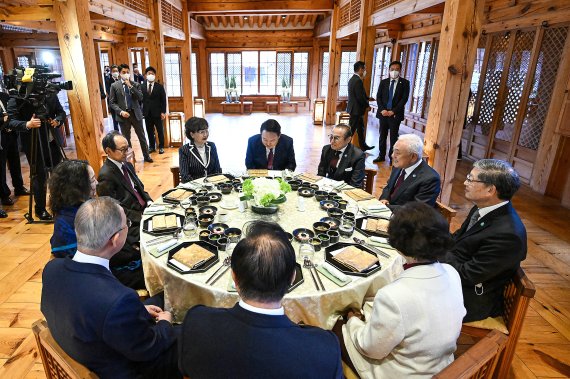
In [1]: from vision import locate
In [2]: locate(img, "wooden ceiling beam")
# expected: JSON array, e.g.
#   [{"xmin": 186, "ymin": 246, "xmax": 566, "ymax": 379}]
[
  {"xmin": 301, "ymin": 14, "xmax": 309, "ymax": 26},
  {"xmin": 313, "ymin": 14, "xmax": 330, "ymax": 38},
  {"xmin": 1, "ymin": 20, "xmax": 56, "ymax": 32},
  {"xmin": 88, "ymin": 0, "xmax": 151, "ymax": 30},
  {"xmin": 238, "ymin": 15, "xmax": 243, "ymax": 27},
  {"xmin": 188, "ymin": 0, "xmax": 333, "ymax": 13},
  {"xmin": 229, "ymin": 15, "xmax": 235, "ymax": 27},
  {"xmin": 0, "ymin": 32, "xmax": 58, "ymax": 47},
  {"xmin": 0, "ymin": 5, "xmax": 53, "ymax": 21},
  {"xmin": 190, "ymin": 17, "xmax": 205, "ymax": 39},
  {"xmin": 247, "ymin": 15, "xmax": 253, "ymax": 27},
  {"xmin": 257, "ymin": 15, "xmax": 263, "ymax": 27},
  {"xmin": 220, "ymin": 14, "xmax": 228, "ymax": 27},
  {"xmin": 266, "ymin": 15, "xmax": 272, "ymax": 27},
  {"xmin": 370, "ymin": 0, "xmax": 444, "ymax": 26},
  {"xmin": 212, "ymin": 15, "xmax": 219, "ymax": 27}
]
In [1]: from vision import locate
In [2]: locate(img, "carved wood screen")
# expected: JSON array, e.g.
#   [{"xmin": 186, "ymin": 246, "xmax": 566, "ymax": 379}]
[
  {"xmin": 339, "ymin": 0, "xmax": 361, "ymax": 28},
  {"xmin": 462, "ymin": 25, "xmax": 569, "ymax": 183}
]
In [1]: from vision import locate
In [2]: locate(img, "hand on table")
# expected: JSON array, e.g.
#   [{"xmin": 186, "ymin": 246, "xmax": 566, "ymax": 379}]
[
  {"xmin": 157, "ymin": 311, "xmax": 172, "ymax": 323},
  {"xmin": 145, "ymin": 304, "xmax": 163, "ymax": 318}
]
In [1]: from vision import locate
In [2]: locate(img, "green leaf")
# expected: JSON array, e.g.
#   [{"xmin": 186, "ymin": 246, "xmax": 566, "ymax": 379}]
[{"xmin": 259, "ymin": 193, "xmax": 276, "ymax": 207}]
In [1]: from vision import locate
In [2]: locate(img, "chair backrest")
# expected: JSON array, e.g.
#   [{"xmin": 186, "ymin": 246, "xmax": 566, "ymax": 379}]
[
  {"xmin": 433, "ymin": 330, "xmax": 508, "ymax": 379},
  {"xmin": 436, "ymin": 201, "xmax": 457, "ymax": 226},
  {"xmin": 32, "ymin": 320, "xmax": 99, "ymax": 379},
  {"xmin": 171, "ymin": 165, "xmax": 181, "ymax": 187},
  {"xmin": 362, "ymin": 168, "xmax": 377, "ymax": 194}
]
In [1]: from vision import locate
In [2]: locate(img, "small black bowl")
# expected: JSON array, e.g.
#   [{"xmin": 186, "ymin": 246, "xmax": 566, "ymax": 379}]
[
  {"xmin": 320, "ymin": 200, "xmax": 339, "ymax": 211},
  {"xmin": 327, "ymin": 230, "xmax": 340, "ymax": 243},
  {"xmin": 207, "ymin": 192, "xmax": 223, "ymax": 202},
  {"xmin": 313, "ymin": 221, "xmax": 331, "ymax": 235},
  {"xmin": 197, "ymin": 189, "xmax": 209, "ymax": 195},
  {"xmin": 298, "ymin": 187, "xmax": 315, "ymax": 198},
  {"xmin": 217, "ymin": 237, "xmax": 229, "ymax": 251},
  {"xmin": 301, "ymin": 181, "xmax": 311, "ymax": 188},
  {"xmin": 337, "ymin": 199, "xmax": 348, "ymax": 209},
  {"xmin": 199, "ymin": 205, "xmax": 218, "ymax": 216},
  {"xmin": 309, "ymin": 184, "xmax": 319, "ymax": 191},
  {"xmin": 233, "ymin": 183, "xmax": 243, "ymax": 192},
  {"xmin": 198, "ymin": 214, "xmax": 214, "ymax": 228},
  {"xmin": 315, "ymin": 190, "xmax": 329, "ymax": 201},
  {"xmin": 208, "ymin": 223, "xmax": 229, "ymax": 235},
  {"xmin": 287, "ymin": 180, "xmax": 302, "ymax": 190},
  {"xmin": 309, "ymin": 238, "xmax": 322, "ymax": 252},
  {"xmin": 317, "ymin": 233, "xmax": 331, "ymax": 247},
  {"xmin": 293, "ymin": 228, "xmax": 315, "ymax": 242},
  {"xmin": 327, "ymin": 207, "xmax": 344, "ymax": 218},
  {"xmin": 218, "ymin": 183, "xmax": 233, "ymax": 195},
  {"xmin": 199, "ymin": 230, "xmax": 211, "ymax": 241},
  {"xmin": 196, "ymin": 196, "xmax": 210, "ymax": 207},
  {"xmin": 332, "ymin": 195, "xmax": 344, "ymax": 203},
  {"xmin": 320, "ymin": 217, "xmax": 341, "ymax": 230},
  {"xmin": 207, "ymin": 233, "xmax": 221, "ymax": 244},
  {"xmin": 231, "ymin": 178, "xmax": 242, "ymax": 185},
  {"xmin": 186, "ymin": 195, "xmax": 198, "ymax": 205},
  {"xmin": 224, "ymin": 227, "xmax": 242, "ymax": 243},
  {"xmin": 343, "ymin": 212, "xmax": 356, "ymax": 220}
]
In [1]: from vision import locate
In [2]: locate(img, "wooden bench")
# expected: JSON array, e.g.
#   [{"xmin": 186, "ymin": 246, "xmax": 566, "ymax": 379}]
[
  {"xmin": 221, "ymin": 102, "xmax": 241, "ymax": 114},
  {"xmin": 266, "ymin": 101, "xmax": 281, "ymax": 114},
  {"xmin": 242, "ymin": 101, "xmax": 253, "ymax": 114},
  {"xmin": 281, "ymin": 101, "xmax": 299, "ymax": 113}
]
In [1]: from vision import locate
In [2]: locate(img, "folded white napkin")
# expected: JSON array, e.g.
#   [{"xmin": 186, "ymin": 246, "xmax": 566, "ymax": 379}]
[
  {"xmin": 366, "ymin": 204, "xmax": 390, "ymax": 212},
  {"xmin": 322, "ymin": 262, "xmax": 349, "ymax": 282},
  {"xmin": 369, "ymin": 236, "xmax": 389, "ymax": 244},
  {"xmin": 145, "ymin": 205, "xmax": 166, "ymax": 214},
  {"xmin": 156, "ymin": 239, "xmax": 177, "ymax": 253}
]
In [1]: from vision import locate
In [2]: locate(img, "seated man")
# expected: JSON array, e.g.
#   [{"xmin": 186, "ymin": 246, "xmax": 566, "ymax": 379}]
[
  {"xmin": 97, "ymin": 131, "xmax": 151, "ymax": 289},
  {"xmin": 379, "ymin": 134, "xmax": 440, "ymax": 210},
  {"xmin": 442, "ymin": 159, "xmax": 527, "ymax": 322},
  {"xmin": 317, "ymin": 124, "xmax": 365, "ymax": 188},
  {"xmin": 245, "ymin": 119, "xmax": 296, "ymax": 171},
  {"xmin": 179, "ymin": 220, "xmax": 343, "ymax": 379},
  {"xmin": 41, "ymin": 197, "xmax": 180, "ymax": 379}
]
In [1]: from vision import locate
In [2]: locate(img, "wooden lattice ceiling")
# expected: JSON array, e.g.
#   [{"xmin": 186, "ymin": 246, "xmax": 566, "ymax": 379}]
[{"xmin": 194, "ymin": 13, "xmax": 328, "ymax": 30}]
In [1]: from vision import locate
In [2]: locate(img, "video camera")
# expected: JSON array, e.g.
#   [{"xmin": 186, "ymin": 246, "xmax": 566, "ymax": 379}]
[{"xmin": 3, "ymin": 65, "xmax": 73, "ymax": 119}]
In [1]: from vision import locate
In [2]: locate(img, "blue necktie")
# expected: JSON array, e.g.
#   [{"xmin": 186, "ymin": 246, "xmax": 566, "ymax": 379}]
[
  {"xmin": 387, "ymin": 80, "xmax": 395, "ymax": 109},
  {"xmin": 124, "ymin": 84, "xmax": 133, "ymax": 110}
]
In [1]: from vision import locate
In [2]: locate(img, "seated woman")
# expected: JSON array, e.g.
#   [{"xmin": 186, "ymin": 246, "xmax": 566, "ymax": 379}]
[
  {"xmin": 49, "ymin": 160, "xmax": 98, "ymax": 258},
  {"xmin": 179, "ymin": 117, "xmax": 222, "ymax": 183},
  {"xmin": 339, "ymin": 201, "xmax": 465, "ymax": 378}
]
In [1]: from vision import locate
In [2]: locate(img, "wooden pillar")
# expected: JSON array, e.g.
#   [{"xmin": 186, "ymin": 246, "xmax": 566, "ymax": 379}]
[
  {"xmin": 113, "ymin": 40, "xmax": 129, "ymax": 66},
  {"xmin": 93, "ymin": 41, "xmax": 108, "ymax": 118},
  {"xmin": 325, "ymin": 4, "xmax": 341, "ymax": 125},
  {"xmin": 309, "ymin": 38, "xmax": 320, "ymax": 111},
  {"xmin": 0, "ymin": 48, "xmax": 16, "ymax": 70},
  {"xmin": 53, "ymin": 0, "xmax": 104, "ymax": 174},
  {"xmin": 180, "ymin": 3, "xmax": 194, "ymax": 119},
  {"xmin": 356, "ymin": 0, "xmax": 375, "ymax": 147},
  {"xmin": 198, "ymin": 40, "xmax": 208, "ymax": 110},
  {"xmin": 423, "ymin": 0, "xmax": 485, "ymax": 204}
]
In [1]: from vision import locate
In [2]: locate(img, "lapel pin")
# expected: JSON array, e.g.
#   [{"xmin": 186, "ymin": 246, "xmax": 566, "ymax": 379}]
[
  {"xmin": 412, "ymin": 174, "xmax": 416, "ymax": 178},
  {"xmin": 480, "ymin": 222, "xmax": 485, "ymax": 227}
]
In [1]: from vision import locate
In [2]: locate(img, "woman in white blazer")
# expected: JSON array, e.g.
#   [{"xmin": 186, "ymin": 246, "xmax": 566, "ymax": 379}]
[{"xmin": 341, "ymin": 202, "xmax": 466, "ymax": 378}]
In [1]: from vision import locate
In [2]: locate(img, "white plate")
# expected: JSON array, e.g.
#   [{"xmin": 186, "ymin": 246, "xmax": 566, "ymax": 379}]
[{"xmin": 220, "ymin": 203, "xmax": 239, "ymax": 210}]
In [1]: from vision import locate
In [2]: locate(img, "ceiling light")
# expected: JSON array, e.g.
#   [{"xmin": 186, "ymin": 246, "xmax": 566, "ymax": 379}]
[
  {"xmin": 281, "ymin": 15, "xmax": 286, "ymax": 19},
  {"xmin": 243, "ymin": 16, "xmax": 249, "ymax": 20}
]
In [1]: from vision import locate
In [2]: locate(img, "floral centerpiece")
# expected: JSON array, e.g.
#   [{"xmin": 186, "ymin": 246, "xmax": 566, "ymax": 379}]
[{"xmin": 242, "ymin": 177, "xmax": 291, "ymax": 214}]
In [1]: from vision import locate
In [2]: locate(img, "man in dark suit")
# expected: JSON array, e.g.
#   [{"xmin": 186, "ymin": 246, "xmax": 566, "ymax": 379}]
[
  {"xmin": 245, "ymin": 119, "xmax": 296, "ymax": 171},
  {"xmin": 97, "ymin": 131, "xmax": 151, "ymax": 289},
  {"xmin": 132, "ymin": 63, "xmax": 145, "ymax": 84},
  {"xmin": 442, "ymin": 159, "xmax": 527, "ymax": 322},
  {"xmin": 317, "ymin": 124, "xmax": 365, "ymax": 188},
  {"xmin": 41, "ymin": 197, "xmax": 180, "ymax": 379},
  {"xmin": 347, "ymin": 61, "xmax": 374, "ymax": 151},
  {"xmin": 104, "ymin": 64, "xmax": 121, "ymax": 132},
  {"xmin": 379, "ymin": 134, "xmax": 440, "ymax": 210},
  {"xmin": 179, "ymin": 220, "xmax": 343, "ymax": 379},
  {"xmin": 142, "ymin": 66, "xmax": 167, "ymax": 154},
  {"xmin": 109, "ymin": 63, "xmax": 153, "ymax": 163},
  {"xmin": 7, "ymin": 93, "xmax": 66, "ymax": 220},
  {"xmin": 373, "ymin": 60, "xmax": 410, "ymax": 163}
]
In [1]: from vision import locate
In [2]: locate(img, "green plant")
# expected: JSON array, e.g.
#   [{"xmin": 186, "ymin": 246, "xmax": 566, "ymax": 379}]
[{"xmin": 230, "ymin": 76, "xmax": 236, "ymax": 89}]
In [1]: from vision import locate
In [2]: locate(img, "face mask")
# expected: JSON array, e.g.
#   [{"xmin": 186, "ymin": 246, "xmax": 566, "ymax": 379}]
[
  {"xmin": 146, "ymin": 74, "xmax": 155, "ymax": 82},
  {"xmin": 389, "ymin": 70, "xmax": 400, "ymax": 79},
  {"xmin": 111, "ymin": 72, "xmax": 119, "ymax": 79},
  {"xmin": 120, "ymin": 73, "xmax": 130, "ymax": 80}
]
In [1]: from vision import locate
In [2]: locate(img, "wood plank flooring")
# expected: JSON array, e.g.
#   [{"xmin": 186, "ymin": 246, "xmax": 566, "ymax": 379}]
[{"xmin": 0, "ymin": 113, "xmax": 568, "ymax": 378}]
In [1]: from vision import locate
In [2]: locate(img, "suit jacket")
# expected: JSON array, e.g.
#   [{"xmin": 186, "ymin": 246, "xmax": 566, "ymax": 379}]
[
  {"xmin": 141, "ymin": 80, "xmax": 167, "ymax": 118},
  {"xmin": 443, "ymin": 202, "xmax": 527, "ymax": 322},
  {"xmin": 109, "ymin": 80, "xmax": 144, "ymax": 121},
  {"xmin": 343, "ymin": 263, "xmax": 465, "ymax": 379},
  {"xmin": 41, "ymin": 258, "xmax": 177, "ymax": 379},
  {"xmin": 245, "ymin": 133, "xmax": 296, "ymax": 171},
  {"xmin": 178, "ymin": 141, "xmax": 222, "ymax": 183},
  {"xmin": 379, "ymin": 160, "xmax": 441, "ymax": 209},
  {"xmin": 317, "ymin": 144, "xmax": 365, "ymax": 188},
  {"xmin": 375, "ymin": 77, "xmax": 410, "ymax": 122},
  {"xmin": 96, "ymin": 159, "xmax": 152, "ymax": 267},
  {"xmin": 347, "ymin": 74, "xmax": 369, "ymax": 116},
  {"xmin": 179, "ymin": 304, "xmax": 343, "ymax": 379}
]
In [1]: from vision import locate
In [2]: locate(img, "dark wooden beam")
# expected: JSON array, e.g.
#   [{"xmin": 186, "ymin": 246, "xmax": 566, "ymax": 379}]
[{"xmin": 188, "ymin": 0, "xmax": 333, "ymax": 13}]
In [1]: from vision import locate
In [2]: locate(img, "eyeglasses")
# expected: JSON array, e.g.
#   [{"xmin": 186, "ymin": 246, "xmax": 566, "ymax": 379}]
[
  {"xmin": 196, "ymin": 129, "xmax": 209, "ymax": 135},
  {"xmin": 114, "ymin": 146, "xmax": 129, "ymax": 153},
  {"xmin": 328, "ymin": 134, "xmax": 344, "ymax": 142},
  {"xmin": 466, "ymin": 174, "xmax": 488, "ymax": 184},
  {"xmin": 109, "ymin": 219, "xmax": 132, "ymax": 239}
]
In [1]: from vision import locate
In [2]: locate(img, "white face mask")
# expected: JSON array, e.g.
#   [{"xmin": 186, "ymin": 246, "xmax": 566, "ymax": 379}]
[
  {"xmin": 111, "ymin": 72, "xmax": 119, "ymax": 79},
  {"xmin": 120, "ymin": 73, "xmax": 130, "ymax": 81},
  {"xmin": 389, "ymin": 70, "xmax": 400, "ymax": 79},
  {"xmin": 146, "ymin": 74, "xmax": 155, "ymax": 82}
]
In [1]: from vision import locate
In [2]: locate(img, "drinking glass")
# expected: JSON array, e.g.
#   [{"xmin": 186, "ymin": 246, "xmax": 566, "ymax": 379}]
[
  {"xmin": 339, "ymin": 219, "xmax": 355, "ymax": 239},
  {"xmin": 298, "ymin": 242, "xmax": 315, "ymax": 261},
  {"xmin": 346, "ymin": 202, "xmax": 359, "ymax": 217},
  {"xmin": 183, "ymin": 216, "xmax": 197, "ymax": 238}
]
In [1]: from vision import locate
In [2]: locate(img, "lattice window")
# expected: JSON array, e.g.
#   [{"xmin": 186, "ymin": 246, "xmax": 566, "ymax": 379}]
[
  {"xmin": 171, "ymin": 6, "xmax": 183, "ymax": 30},
  {"xmin": 370, "ymin": 45, "xmax": 391, "ymax": 97},
  {"xmin": 162, "ymin": 2, "xmax": 172, "ymax": 27},
  {"xmin": 191, "ymin": 52, "xmax": 198, "ymax": 97},
  {"xmin": 17, "ymin": 56, "xmax": 30, "ymax": 68},
  {"xmin": 277, "ymin": 52, "xmax": 292, "ymax": 94},
  {"xmin": 403, "ymin": 43, "xmax": 418, "ymax": 112},
  {"xmin": 424, "ymin": 40, "xmax": 439, "ymax": 118},
  {"xmin": 399, "ymin": 47, "xmax": 408, "ymax": 77},
  {"xmin": 321, "ymin": 52, "xmax": 330, "ymax": 98},
  {"xmin": 349, "ymin": 0, "xmax": 361, "ymax": 24},
  {"xmin": 466, "ymin": 35, "xmax": 487, "ymax": 125},
  {"xmin": 518, "ymin": 26, "xmax": 569, "ymax": 150},
  {"xmin": 210, "ymin": 53, "xmax": 225, "ymax": 97},
  {"xmin": 339, "ymin": 4, "xmax": 351, "ymax": 28},
  {"xmin": 410, "ymin": 41, "xmax": 431, "ymax": 115},
  {"xmin": 124, "ymin": 0, "xmax": 149, "ymax": 16},
  {"xmin": 292, "ymin": 52, "xmax": 309, "ymax": 97},
  {"xmin": 339, "ymin": 51, "xmax": 357, "ymax": 97},
  {"xmin": 0, "ymin": 59, "xmax": 3, "ymax": 75},
  {"xmin": 260, "ymin": 51, "xmax": 277, "ymax": 94},
  {"xmin": 227, "ymin": 52, "xmax": 243, "ymax": 92},
  {"xmin": 475, "ymin": 33, "xmax": 510, "ymax": 136},
  {"xmin": 164, "ymin": 52, "xmax": 182, "ymax": 96},
  {"xmin": 242, "ymin": 51, "xmax": 257, "ymax": 94},
  {"xmin": 100, "ymin": 52, "xmax": 110, "ymax": 73},
  {"xmin": 494, "ymin": 30, "xmax": 536, "ymax": 142},
  {"xmin": 373, "ymin": 0, "xmax": 400, "ymax": 12}
]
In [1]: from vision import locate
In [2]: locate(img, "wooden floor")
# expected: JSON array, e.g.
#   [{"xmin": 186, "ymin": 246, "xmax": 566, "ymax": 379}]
[{"xmin": 0, "ymin": 113, "xmax": 569, "ymax": 378}]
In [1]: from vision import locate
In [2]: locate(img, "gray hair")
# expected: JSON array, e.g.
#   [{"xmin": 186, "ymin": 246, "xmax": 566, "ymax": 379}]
[
  {"xmin": 397, "ymin": 134, "xmax": 424, "ymax": 159},
  {"xmin": 473, "ymin": 159, "xmax": 520, "ymax": 200},
  {"xmin": 75, "ymin": 197, "xmax": 124, "ymax": 251}
]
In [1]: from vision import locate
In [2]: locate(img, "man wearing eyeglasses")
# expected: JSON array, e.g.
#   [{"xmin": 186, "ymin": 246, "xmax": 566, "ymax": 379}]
[
  {"xmin": 41, "ymin": 197, "xmax": 181, "ymax": 379},
  {"xmin": 317, "ymin": 124, "xmax": 365, "ymax": 188},
  {"xmin": 442, "ymin": 159, "xmax": 527, "ymax": 323},
  {"xmin": 97, "ymin": 131, "xmax": 152, "ymax": 289}
]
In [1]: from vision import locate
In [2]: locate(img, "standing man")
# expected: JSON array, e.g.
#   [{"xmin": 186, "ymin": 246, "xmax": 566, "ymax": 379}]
[
  {"xmin": 105, "ymin": 65, "xmax": 121, "ymax": 132},
  {"xmin": 109, "ymin": 64, "xmax": 153, "ymax": 163},
  {"xmin": 442, "ymin": 159, "xmax": 527, "ymax": 322},
  {"xmin": 347, "ymin": 61, "xmax": 374, "ymax": 151},
  {"xmin": 373, "ymin": 61, "xmax": 410, "ymax": 163},
  {"xmin": 132, "ymin": 63, "xmax": 145, "ymax": 84},
  {"xmin": 142, "ymin": 66, "xmax": 166, "ymax": 154},
  {"xmin": 317, "ymin": 124, "xmax": 365, "ymax": 188}
]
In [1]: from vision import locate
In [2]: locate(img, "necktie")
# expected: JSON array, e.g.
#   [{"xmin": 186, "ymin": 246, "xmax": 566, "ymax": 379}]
[
  {"xmin": 121, "ymin": 164, "xmax": 146, "ymax": 207},
  {"xmin": 387, "ymin": 80, "xmax": 395, "ymax": 109},
  {"xmin": 466, "ymin": 209, "xmax": 481, "ymax": 231},
  {"xmin": 148, "ymin": 83, "xmax": 153, "ymax": 95},
  {"xmin": 124, "ymin": 83, "xmax": 133, "ymax": 110},
  {"xmin": 329, "ymin": 150, "xmax": 341, "ymax": 176},
  {"xmin": 267, "ymin": 149, "xmax": 274, "ymax": 170},
  {"xmin": 390, "ymin": 170, "xmax": 405, "ymax": 197}
]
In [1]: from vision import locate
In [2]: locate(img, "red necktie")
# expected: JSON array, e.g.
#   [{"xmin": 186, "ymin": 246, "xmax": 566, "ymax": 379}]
[
  {"xmin": 122, "ymin": 164, "xmax": 146, "ymax": 207},
  {"xmin": 328, "ymin": 150, "xmax": 341, "ymax": 176},
  {"xmin": 390, "ymin": 170, "xmax": 405, "ymax": 197},
  {"xmin": 267, "ymin": 149, "xmax": 274, "ymax": 170}
]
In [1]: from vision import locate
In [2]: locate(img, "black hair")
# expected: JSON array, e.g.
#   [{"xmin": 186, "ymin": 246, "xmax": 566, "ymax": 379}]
[
  {"xmin": 145, "ymin": 66, "xmax": 156, "ymax": 75},
  {"xmin": 389, "ymin": 61, "xmax": 403, "ymax": 69},
  {"xmin": 334, "ymin": 124, "xmax": 352, "ymax": 139},
  {"xmin": 119, "ymin": 63, "xmax": 129, "ymax": 72},
  {"xmin": 353, "ymin": 61, "xmax": 366, "ymax": 72},
  {"xmin": 48, "ymin": 160, "xmax": 91, "ymax": 214},
  {"xmin": 111, "ymin": 64, "xmax": 119, "ymax": 71},
  {"xmin": 231, "ymin": 221, "xmax": 296, "ymax": 303},
  {"xmin": 184, "ymin": 117, "xmax": 209, "ymax": 141},
  {"xmin": 102, "ymin": 131, "xmax": 122, "ymax": 151},
  {"xmin": 474, "ymin": 159, "xmax": 521, "ymax": 200},
  {"xmin": 260, "ymin": 119, "xmax": 281, "ymax": 135},
  {"xmin": 388, "ymin": 202, "xmax": 453, "ymax": 261}
]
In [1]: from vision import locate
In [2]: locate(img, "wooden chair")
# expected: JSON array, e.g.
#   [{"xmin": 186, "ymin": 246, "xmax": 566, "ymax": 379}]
[
  {"xmin": 434, "ymin": 329, "xmax": 508, "ymax": 379},
  {"xmin": 461, "ymin": 268, "xmax": 536, "ymax": 378},
  {"xmin": 436, "ymin": 201, "xmax": 457, "ymax": 225},
  {"xmin": 171, "ymin": 165, "xmax": 181, "ymax": 187},
  {"xmin": 32, "ymin": 319, "xmax": 99, "ymax": 379},
  {"xmin": 362, "ymin": 168, "xmax": 377, "ymax": 194}
]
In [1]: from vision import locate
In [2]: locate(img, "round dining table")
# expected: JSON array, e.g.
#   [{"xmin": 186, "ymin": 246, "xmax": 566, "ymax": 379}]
[{"xmin": 140, "ymin": 176, "xmax": 404, "ymax": 329}]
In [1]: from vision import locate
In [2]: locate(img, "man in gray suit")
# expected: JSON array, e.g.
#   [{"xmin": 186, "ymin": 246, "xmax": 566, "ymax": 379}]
[{"xmin": 109, "ymin": 64, "xmax": 153, "ymax": 163}]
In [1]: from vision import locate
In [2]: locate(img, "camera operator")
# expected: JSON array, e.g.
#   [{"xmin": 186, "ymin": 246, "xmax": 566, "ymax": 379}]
[{"xmin": 7, "ymin": 93, "xmax": 65, "ymax": 221}]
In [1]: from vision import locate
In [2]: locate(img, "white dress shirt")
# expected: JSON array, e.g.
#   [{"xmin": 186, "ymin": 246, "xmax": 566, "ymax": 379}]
[
  {"xmin": 402, "ymin": 158, "xmax": 423, "ymax": 179},
  {"xmin": 334, "ymin": 145, "xmax": 349, "ymax": 168},
  {"xmin": 73, "ymin": 250, "xmax": 110, "ymax": 271},
  {"xmin": 108, "ymin": 157, "xmax": 135, "ymax": 188},
  {"xmin": 478, "ymin": 201, "xmax": 509, "ymax": 219},
  {"xmin": 239, "ymin": 300, "xmax": 285, "ymax": 316},
  {"xmin": 195, "ymin": 144, "xmax": 207, "ymax": 165}
]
